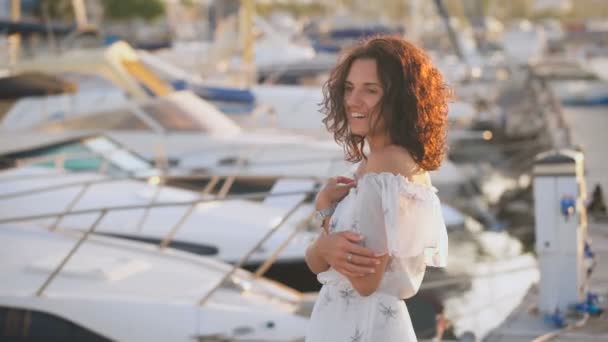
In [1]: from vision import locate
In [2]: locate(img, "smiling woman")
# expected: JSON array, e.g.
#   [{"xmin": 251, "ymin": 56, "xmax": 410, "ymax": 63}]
[
  {"xmin": 305, "ymin": 35, "xmax": 451, "ymax": 342},
  {"xmin": 321, "ymin": 35, "xmax": 451, "ymax": 170}
]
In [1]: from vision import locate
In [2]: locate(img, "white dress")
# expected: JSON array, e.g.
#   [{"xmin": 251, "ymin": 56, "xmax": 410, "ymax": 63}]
[{"xmin": 306, "ymin": 172, "xmax": 448, "ymax": 342}]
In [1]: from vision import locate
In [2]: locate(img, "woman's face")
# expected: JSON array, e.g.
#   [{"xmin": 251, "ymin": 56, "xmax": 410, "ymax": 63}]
[{"xmin": 344, "ymin": 58, "xmax": 385, "ymax": 138}]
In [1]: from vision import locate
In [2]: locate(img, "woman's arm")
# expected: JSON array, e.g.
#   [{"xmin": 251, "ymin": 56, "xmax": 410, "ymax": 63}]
[
  {"xmin": 305, "ymin": 242, "xmax": 331, "ymax": 274},
  {"xmin": 305, "ymin": 218, "xmax": 331, "ymax": 274},
  {"xmin": 305, "ymin": 225, "xmax": 379, "ymax": 276},
  {"xmin": 346, "ymin": 254, "xmax": 390, "ymax": 296}
]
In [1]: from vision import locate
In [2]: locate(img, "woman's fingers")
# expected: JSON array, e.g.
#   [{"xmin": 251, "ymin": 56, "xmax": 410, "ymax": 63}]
[
  {"xmin": 335, "ymin": 176, "xmax": 355, "ymax": 184},
  {"xmin": 335, "ymin": 254, "xmax": 376, "ymax": 276},
  {"xmin": 349, "ymin": 244, "xmax": 379, "ymax": 258},
  {"xmin": 344, "ymin": 262, "xmax": 376, "ymax": 275},
  {"xmin": 335, "ymin": 184, "xmax": 354, "ymax": 198},
  {"xmin": 342, "ymin": 232, "xmax": 365, "ymax": 243},
  {"xmin": 340, "ymin": 233, "xmax": 377, "ymax": 258},
  {"xmin": 321, "ymin": 233, "xmax": 379, "ymax": 274},
  {"xmin": 338, "ymin": 269, "xmax": 365, "ymax": 278},
  {"xmin": 342, "ymin": 252, "xmax": 378, "ymax": 274},
  {"xmin": 317, "ymin": 177, "xmax": 356, "ymax": 204},
  {"xmin": 347, "ymin": 253, "xmax": 381, "ymax": 267}
]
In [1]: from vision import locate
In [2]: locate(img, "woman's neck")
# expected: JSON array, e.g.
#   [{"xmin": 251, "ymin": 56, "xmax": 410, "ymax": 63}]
[{"xmin": 366, "ymin": 134, "xmax": 392, "ymax": 153}]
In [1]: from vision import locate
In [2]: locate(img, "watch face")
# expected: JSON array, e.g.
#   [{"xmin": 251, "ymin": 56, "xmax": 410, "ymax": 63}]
[
  {"xmin": 315, "ymin": 210, "xmax": 325, "ymax": 222},
  {"xmin": 316, "ymin": 206, "xmax": 334, "ymax": 220}
]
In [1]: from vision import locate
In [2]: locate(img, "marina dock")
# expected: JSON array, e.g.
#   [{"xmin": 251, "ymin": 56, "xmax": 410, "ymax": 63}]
[{"xmin": 486, "ymin": 107, "xmax": 608, "ymax": 341}]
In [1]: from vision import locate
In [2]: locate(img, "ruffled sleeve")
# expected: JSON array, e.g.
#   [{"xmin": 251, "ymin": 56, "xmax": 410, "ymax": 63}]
[{"xmin": 351, "ymin": 172, "xmax": 448, "ymax": 298}]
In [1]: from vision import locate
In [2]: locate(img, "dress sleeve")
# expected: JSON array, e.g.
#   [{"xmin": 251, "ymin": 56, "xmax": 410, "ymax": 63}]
[
  {"xmin": 353, "ymin": 172, "xmax": 448, "ymax": 268},
  {"xmin": 351, "ymin": 173, "xmax": 448, "ymax": 299}
]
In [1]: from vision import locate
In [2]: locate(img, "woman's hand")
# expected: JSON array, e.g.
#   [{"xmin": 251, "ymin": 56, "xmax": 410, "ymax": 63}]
[
  {"xmin": 316, "ymin": 231, "xmax": 380, "ymax": 278},
  {"xmin": 315, "ymin": 176, "xmax": 356, "ymax": 210}
]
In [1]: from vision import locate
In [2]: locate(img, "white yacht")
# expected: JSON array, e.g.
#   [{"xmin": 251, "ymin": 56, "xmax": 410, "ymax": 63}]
[
  {"xmin": 534, "ymin": 58, "xmax": 608, "ymax": 106},
  {"xmin": 0, "ymin": 223, "xmax": 310, "ymax": 341}
]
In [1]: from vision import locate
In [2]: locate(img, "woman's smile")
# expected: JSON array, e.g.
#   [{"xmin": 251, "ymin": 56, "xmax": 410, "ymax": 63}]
[{"xmin": 351, "ymin": 112, "xmax": 367, "ymax": 119}]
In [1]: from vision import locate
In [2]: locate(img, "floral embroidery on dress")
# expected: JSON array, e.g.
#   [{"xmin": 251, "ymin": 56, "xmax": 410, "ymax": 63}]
[
  {"xmin": 339, "ymin": 287, "xmax": 357, "ymax": 308},
  {"xmin": 379, "ymin": 302, "xmax": 398, "ymax": 322},
  {"xmin": 349, "ymin": 327, "xmax": 364, "ymax": 342},
  {"xmin": 383, "ymin": 208, "xmax": 390, "ymax": 219},
  {"xmin": 399, "ymin": 199, "xmax": 406, "ymax": 212},
  {"xmin": 320, "ymin": 288, "xmax": 333, "ymax": 308},
  {"xmin": 385, "ymin": 256, "xmax": 395, "ymax": 273},
  {"xmin": 329, "ymin": 218, "xmax": 338, "ymax": 233},
  {"xmin": 350, "ymin": 219, "xmax": 360, "ymax": 234},
  {"xmin": 400, "ymin": 191, "xmax": 421, "ymax": 201}
]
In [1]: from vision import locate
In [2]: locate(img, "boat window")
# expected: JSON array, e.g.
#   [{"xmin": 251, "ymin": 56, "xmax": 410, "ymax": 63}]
[
  {"xmin": 84, "ymin": 137, "xmax": 152, "ymax": 173},
  {"xmin": 9, "ymin": 139, "xmax": 150, "ymax": 176},
  {"xmin": 0, "ymin": 306, "xmax": 110, "ymax": 341},
  {"xmin": 27, "ymin": 142, "xmax": 108, "ymax": 172}
]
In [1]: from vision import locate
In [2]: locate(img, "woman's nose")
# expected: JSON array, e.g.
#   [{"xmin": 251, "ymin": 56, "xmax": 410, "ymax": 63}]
[{"xmin": 345, "ymin": 89, "xmax": 362, "ymax": 108}]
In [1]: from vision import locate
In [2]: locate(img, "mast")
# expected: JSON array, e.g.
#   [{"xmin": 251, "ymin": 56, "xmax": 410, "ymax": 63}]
[
  {"xmin": 409, "ymin": 0, "xmax": 421, "ymax": 44},
  {"xmin": 72, "ymin": 0, "xmax": 88, "ymax": 29},
  {"xmin": 433, "ymin": 0, "xmax": 465, "ymax": 62},
  {"xmin": 462, "ymin": 0, "xmax": 486, "ymax": 53},
  {"xmin": 8, "ymin": 0, "xmax": 20, "ymax": 67},
  {"xmin": 239, "ymin": 0, "xmax": 256, "ymax": 87}
]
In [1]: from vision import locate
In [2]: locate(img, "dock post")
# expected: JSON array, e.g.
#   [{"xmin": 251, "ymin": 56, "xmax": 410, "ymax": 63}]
[{"xmin": 533, "ymin": 149, "xmax": 588, "ymax": 314}]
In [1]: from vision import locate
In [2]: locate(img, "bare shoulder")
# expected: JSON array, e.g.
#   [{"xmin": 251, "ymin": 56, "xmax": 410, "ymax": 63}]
[{"xmin": 364, "ymin": 146, "xmax": 418, "ymax": 176}]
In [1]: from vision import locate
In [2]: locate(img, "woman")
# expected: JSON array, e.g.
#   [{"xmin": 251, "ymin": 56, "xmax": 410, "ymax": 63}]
[{"xmin": 305, "ymin": 35, "xmax": 451, "ymax": 341}]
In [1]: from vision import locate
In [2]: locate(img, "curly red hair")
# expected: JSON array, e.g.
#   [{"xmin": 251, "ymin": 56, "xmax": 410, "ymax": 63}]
[{"xmin": 321, "ymin": 35, "xmax": 451, "ymax": 171}]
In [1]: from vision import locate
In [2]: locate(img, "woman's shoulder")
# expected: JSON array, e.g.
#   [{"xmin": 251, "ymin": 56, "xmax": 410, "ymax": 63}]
[
  {"xmin": 364, "ymin": 146, "xmax": 419, "ymax": 177},
  {"xmin": 360, "ymin": 146, "xmax": 433, "ymax": 189}
]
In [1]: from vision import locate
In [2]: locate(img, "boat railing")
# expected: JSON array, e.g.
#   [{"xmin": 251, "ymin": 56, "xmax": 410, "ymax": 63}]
[
  {"xmin": 197, "ymin": 197, "xmax": 307, "ymax": 306},
  {"xmin": 0, "ymin": 170, "xmax": 322, "ymax": 247},
  {"xmin": 1, "ymin": 148, "xmax": 332, "ymax": 235},
  {"xmin": 0, "ymin": 154, "xmax": 338, "ymax": 300},
  {"xmin": 0, "ymin": 187, "xmax": 317, "ymax": 299},
  {"xmin": 35, "ymin": 209, "xmax": 108, "ymax": 296},
  {"xmin": 0, "ymin": 170, "xmax": 323, "ymax": 199}
]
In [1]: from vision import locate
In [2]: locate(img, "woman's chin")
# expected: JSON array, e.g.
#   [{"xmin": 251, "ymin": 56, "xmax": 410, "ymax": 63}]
[{"xmin": 348, "ymin": 127, "xmax": 368, "ymax": 137}]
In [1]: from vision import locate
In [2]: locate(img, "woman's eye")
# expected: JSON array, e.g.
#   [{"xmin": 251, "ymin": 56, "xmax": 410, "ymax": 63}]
[{"xmin": 366, "ymin": 88, "xmax": 378, "ymax": 94}]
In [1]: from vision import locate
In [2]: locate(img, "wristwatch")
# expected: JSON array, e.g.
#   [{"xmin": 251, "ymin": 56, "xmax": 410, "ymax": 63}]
[{"xmin": 314, "ymin": 206, "xmax": 336, "ymax": 227}]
